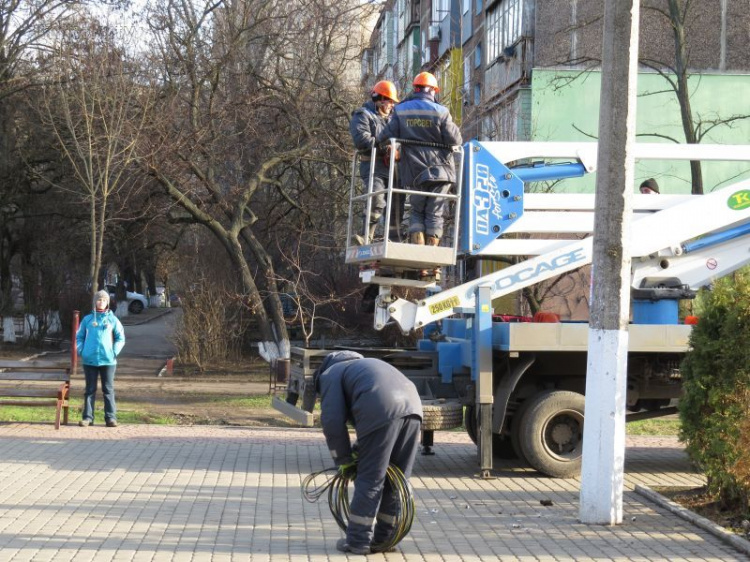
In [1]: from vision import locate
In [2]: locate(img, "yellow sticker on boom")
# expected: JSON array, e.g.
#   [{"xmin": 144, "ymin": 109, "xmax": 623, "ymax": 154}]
[{"xmin": 429, "ymin": 296, "xmax": 461, "ymax": 315}]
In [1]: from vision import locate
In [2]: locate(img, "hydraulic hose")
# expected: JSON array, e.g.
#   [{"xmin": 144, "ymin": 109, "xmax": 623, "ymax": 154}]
[{"xmin": 301, "ymin": 461, "xmax": 416, "ymax": 552}]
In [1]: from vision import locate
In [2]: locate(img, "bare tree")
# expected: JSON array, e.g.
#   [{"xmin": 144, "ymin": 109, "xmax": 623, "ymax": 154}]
[
  {"xmin": 639, "ymin": 0, "xmax": 749, "ymax": 194},
  {"xmin": 0, "ymin": 0, "xmax": 85, "ymax": 340},
  {"xmin": 534, "ymin": 0, "xmax": 749, "ymax": 194},
  {"xmin": 137, "ymin": 0, "xmax": 362, "ymax": 362},
  {"xmin": 272, "ymin": 229, "xmax": 361, "ymax": 348},
  {"xmin": 40, "ymin": 16, "xmax": 152, "ymax": 306}
]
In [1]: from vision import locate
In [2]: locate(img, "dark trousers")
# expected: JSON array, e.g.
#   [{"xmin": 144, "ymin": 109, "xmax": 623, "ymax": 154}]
[
  {"xmin": 347, "ymin": 415, "xmax": 421, "ymax": 548},
  {"xmin": 358, "ymin": 162, "xmax": 387, "ymax": 224},
  {"xmin": 81, "ymin": 364, "xmax": 117, "ymax": 422},
  {"xmin": 409, "ymin": 182, "xmax": 452, "ymax": 239}
]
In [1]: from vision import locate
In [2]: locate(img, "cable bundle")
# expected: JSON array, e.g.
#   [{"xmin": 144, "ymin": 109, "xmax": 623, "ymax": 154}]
[{"xmin": 302, "ymin": 462, "xmax": 415, "ymax": 552}]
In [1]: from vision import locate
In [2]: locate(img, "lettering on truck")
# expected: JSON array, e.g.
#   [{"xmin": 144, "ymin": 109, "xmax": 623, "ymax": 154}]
[
  {"xmin": 429, "ymin": 296, "xmax": 461, "ymax": 315},
  {"xmin": 473, "ymin": 164, "xmax": 502, "ymax": 236},
  {"xmin": 490, "ymin": 248, "xmax": 588, "ymax": 293},
  {"xmin": 728, "ymin": 190, "xmax": 750, "ymax": 210}
]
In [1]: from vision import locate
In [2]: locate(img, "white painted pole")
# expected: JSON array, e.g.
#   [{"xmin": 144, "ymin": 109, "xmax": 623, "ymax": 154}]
[{"xmin": 579, "ymin": 0, "xmax": 640, "ymax": 525}]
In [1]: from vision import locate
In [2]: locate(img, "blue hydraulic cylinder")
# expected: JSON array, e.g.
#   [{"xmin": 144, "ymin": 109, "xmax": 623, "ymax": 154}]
[
  {"xmin": 682, "ymin": 222, "xmax": 750, "ymax": 254},
  {"xmin": 513, "ymin": 162, "xmax": 587, "ymax": 183}
]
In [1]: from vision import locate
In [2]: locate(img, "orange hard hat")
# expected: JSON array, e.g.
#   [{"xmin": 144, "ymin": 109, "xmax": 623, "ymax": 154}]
[
  {"xmin": 371, "ymin": 80, "xmax": 399, "ymax": 102},
  {"xmin": 413, "ymin": 71, "xmax": 440, "ymax": 92}
]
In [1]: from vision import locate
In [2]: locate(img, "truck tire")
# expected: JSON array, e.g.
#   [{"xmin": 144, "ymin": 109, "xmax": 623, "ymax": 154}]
[
  {"xmin": 510, "ymin": 398, "xmax": 534, "ymax": 463},
  {"xmin": 518, "ymin": 390, "xmax": 584, "ymax": 478},
  {"xmin": 464, "ymin": 405, "xmax": 478, "ymax": 443},
  {"xmin": 422, "ymin": 401, "xmax": 463, "ymax": 431},
  {"xmin": 463, "ymin": 405, "xmax": 518, "ymax": 459}
]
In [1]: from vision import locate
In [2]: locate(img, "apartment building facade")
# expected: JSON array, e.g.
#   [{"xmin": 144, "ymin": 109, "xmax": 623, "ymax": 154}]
[{"xmin": 361, "ymin": 0, "xmax": 750, "ymax": 191}]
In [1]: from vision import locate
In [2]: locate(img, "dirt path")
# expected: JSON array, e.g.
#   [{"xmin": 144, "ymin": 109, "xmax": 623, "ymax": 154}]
[{"xmin": 69, "ymin": 371, "xmax": 299, "ymax": 427}]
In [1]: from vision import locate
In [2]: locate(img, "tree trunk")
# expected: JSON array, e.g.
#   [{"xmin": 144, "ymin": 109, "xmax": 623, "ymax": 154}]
[
  {"xmin": 223, "ymin": 234, "xmax": 289, "ymax": 362},
  {"xmin": 669, "ymin": 0, "xmax": 704, "ymax": 194}
]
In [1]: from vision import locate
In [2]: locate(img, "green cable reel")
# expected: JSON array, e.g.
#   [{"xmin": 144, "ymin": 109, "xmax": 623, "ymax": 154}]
[{"xmin": 302, "ymin": 461, "xmax": 416, "ymax": 552}]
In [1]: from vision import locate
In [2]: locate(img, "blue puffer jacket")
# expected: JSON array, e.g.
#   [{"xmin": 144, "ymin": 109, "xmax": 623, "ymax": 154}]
[
  {"xmin": 317, "ymin": 351, "xmax": 423, "ymax": 465},
  {"xmin": 76, "ymin": 310, "xmax": 125, "ymax": 366}
]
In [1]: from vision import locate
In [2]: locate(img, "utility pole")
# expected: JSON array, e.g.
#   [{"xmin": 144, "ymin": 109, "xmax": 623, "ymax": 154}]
[{"xmin": 579, "ymin": 0, "xmax": 640, "ymax": 525}]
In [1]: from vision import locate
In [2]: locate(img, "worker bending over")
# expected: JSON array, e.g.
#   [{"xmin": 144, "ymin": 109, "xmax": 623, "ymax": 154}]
[{"xmin": 315, "ymin": 351, "xmax": 423, "ymax": 554}]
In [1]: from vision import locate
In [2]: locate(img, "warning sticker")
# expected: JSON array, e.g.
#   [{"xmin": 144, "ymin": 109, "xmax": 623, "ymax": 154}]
[{"xmin": 429, "ymin": 296, "xmax": 461, "ymax": 316}]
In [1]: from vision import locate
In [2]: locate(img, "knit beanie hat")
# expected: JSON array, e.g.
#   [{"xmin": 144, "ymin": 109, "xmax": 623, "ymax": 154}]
[
  {"xmin": 639, "ymin": 178, "xmax": 660, "ymax": 193},
  {"xmin": 94, "ymin": 290, "xmax": 110, "ymax": 309}
]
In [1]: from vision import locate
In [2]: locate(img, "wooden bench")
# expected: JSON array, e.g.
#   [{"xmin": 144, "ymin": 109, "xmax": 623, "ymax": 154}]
[{"xmin": 0, "ymin": 360, "xmax": 71, "ymax": 429}]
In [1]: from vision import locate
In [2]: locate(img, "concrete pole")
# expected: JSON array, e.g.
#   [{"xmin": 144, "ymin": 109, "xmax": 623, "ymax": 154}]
[{"xmin": 579, "ymin": 0, "xmax": 640, "ymax": 525}]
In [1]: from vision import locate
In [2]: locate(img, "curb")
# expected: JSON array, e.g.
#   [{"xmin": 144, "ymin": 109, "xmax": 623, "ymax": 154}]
[{"xmin": 634, "ymin": 484, "xmax": 750, "ymax": 557}]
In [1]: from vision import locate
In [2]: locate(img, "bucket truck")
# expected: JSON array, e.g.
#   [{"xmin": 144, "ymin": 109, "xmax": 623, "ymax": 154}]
[{"xmin": 273, "ymin": 139, "xmax": 750, "ymax": 478}]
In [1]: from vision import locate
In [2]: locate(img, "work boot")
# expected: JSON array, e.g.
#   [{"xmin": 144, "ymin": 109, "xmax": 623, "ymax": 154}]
[
  {"xmin": 423, "ymin": 235, "xmax": 442, "ymax": 281},
  {"xmin": 410, "ymin": 231, "xmax": 425, "ymax": 245},
  {"xmin": 354, "ymin": 222, "xmax": 380, "ymax": 246},
  {"xmin": 336, "ymin": 538, "xmax": 371, "ymax": 555},
  {"xmin": 412, "ymin": 232, "xmax": 441, "ymax": 282}
]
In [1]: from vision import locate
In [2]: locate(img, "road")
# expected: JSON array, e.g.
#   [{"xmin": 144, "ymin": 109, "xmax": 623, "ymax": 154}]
[
  {"xmin": 116, "ymin": 307, "xmax": 179, "ymax": 376},
  {"xmin": 119, "ymin": 307, "xmax": 178, "ymax": 359}
]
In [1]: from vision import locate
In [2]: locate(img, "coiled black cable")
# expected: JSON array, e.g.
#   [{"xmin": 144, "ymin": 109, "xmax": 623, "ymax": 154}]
[{"xmin": 302, "ymin": 462, "xmax": 415, "ymax": 552}]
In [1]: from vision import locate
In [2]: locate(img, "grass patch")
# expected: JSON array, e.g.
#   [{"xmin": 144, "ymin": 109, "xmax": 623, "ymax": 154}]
[
  {"xmin": 626, "ymin": 418, "xmax": 681, "ymax": 436},
  {"xmin": 0, "ymin": 398, "xmax": 179, "ymax": 426}
]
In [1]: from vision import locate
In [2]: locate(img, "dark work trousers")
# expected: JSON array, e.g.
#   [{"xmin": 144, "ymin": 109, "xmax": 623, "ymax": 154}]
[
  {"xmin": 408, "ymin": 182, "xmax": 452, "ymax": 239},
  {"xmin": 358, "ymin": 161, "xmax": 386, "ymax": 226},
  {"xmin": 346, "ymin": 414, "xmax": 421, "ymax": 548},
  {"xmin": 81, "ymin": 364, "xmax": 117, "ymax": 422}
]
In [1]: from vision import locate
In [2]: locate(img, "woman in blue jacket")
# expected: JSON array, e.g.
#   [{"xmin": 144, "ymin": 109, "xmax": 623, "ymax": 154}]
[{"xmin": 76, "ymin": 290, "xmax": 126, "ymax": 427}]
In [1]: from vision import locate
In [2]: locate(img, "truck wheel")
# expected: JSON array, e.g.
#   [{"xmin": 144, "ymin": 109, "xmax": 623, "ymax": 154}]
[
  {"xmin": 464, "ymin": 405, "xmax": 478, "ymax": 444},
  {"xmin": 463, "ymin": 405, "xmax": 518, "ymax": 459},
  {"xmin": 518, "ymin": 390, "xmax": 584, "ymax": 478},
  {"xmin": 422, "ymin": 401, "xmax": 463, "ymax": 431},
  {"xmin": 510, "ymin": 398, "xmax": 535, "ymax": 463}
]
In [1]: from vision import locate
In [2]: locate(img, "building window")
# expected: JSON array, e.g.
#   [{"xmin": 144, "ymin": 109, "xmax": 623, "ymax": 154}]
[
  {"xmin": 476, "ymin": 0, "xmax": 482, "ymax": 15},
  {"xmin": 464, "ymin": 54, "xmax": 471, "ymax": 102},
  {"xmin": 474, "ymin": 83, "xmax": 481, "ymax": 106},
  {"xmin": 432, "ymin": 0, "xmax": 450, "ymax": 23},
  {"xmin": 475, "ymin": 42, "xmax": 482, "ymax": 68},
  {"xmin": 398, "ymin": 0, "xmax": 406, "ymax": 37},
  {"xmin": 486, "ymin": 0, "xmax": 523, "ymax": 65},
  {"xmin": 462, "ymin": 0, "xmax": 470, "ymax": 15},
  {"xmin": 361, "ymin": 49, "xmax": 372, "ymax": 78}
]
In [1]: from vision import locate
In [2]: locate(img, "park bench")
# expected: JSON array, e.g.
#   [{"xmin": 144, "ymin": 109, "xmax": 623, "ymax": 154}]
[{"xmin": 0, "ymin": 360, "xmax": 71, "ymax": 429}]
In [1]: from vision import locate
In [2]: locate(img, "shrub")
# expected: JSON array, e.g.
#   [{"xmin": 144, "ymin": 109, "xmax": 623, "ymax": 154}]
[{"xmin": 679, "ymin": 270, "xmax": 750, "ymax": 513}]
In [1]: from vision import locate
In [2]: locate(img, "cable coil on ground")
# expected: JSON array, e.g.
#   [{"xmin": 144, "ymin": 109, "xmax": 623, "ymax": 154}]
[{"xmin": 302, "ymin": 462, "xmax": 415, "ymax": 552}]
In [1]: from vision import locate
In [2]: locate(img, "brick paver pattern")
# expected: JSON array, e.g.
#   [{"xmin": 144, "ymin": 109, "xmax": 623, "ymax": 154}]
[{"xmin": 0, "ymin": 424, "xmax": 744, "ymax": 561}]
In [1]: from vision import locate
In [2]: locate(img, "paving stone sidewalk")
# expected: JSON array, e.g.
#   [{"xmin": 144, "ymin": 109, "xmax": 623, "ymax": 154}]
[{"xmin": 0, "ymin": 424, "xmax": 745, "ymax": 561}]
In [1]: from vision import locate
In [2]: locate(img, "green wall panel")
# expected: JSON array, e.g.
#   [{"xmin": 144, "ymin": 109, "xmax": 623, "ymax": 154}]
[{"xmin": 529, "ymin": 70, "xmax": 750, "ymax": 193}]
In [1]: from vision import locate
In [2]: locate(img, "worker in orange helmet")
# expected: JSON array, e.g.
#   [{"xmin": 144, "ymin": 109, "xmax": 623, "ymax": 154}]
[
  {"xmin": 349, "ymin": 80, "xmax": 400, "ymax": 245},
  {"xmin": 376, "ymin": 71, "xmax": 462, "ymax": 280}
]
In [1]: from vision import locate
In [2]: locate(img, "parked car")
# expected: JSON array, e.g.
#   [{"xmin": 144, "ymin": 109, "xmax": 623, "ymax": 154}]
[
  {"xmin": 169, "ymin": 292, "xmax": 182, "ymax": 307},
  {"xmin": 105, "ymin": 285, "xmax": 149, "ymax": 314}
]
